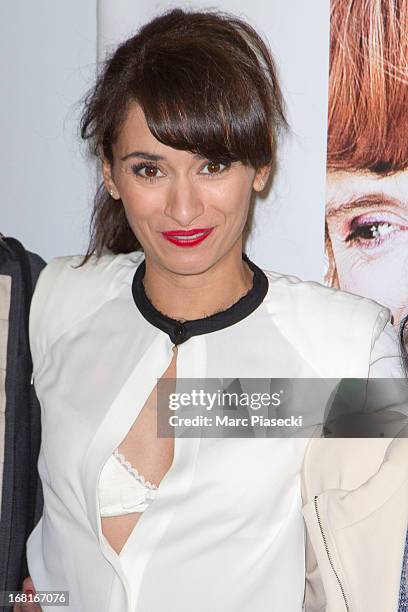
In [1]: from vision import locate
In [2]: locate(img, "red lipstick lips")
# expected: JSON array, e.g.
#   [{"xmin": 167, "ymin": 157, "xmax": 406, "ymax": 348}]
[{"xmin": 161, "ymin": 227, "xmax": 214, "ymax": 248}]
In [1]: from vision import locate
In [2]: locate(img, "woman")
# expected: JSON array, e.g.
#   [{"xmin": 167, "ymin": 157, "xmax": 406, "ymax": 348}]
[
  {"xmin": 325, "ymin": 0, "xmax": 408, "ymax": 328},
  {"xmin": 23, "ymin": 8, "xmax": 406, "ymax": 611}
]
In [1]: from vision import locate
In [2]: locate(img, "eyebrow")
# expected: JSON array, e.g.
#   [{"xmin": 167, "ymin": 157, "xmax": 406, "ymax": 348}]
[
  {"xmin": 120, "ymin": 150, "xmax": 207, "ymax": 162},
  {"xmin": 326, "ymin": 193, "xmax": 407, "ymax": 218}
]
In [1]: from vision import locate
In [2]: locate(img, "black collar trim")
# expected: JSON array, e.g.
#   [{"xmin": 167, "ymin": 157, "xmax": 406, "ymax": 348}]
[{"xmin": 131, "ymin": 252, "xmax": 269, "ymax": 345}]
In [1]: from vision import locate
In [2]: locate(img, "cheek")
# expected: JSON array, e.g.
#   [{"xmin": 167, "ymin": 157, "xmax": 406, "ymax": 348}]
[
  {"xmin": 332, "ymin": 240, "xmax": 408, "ymax": 310},
  {"xmin": 119, "ymin": 184, "xmax": 163, "ymax": 227},
  {"xmin": 203, "ymin": 179, "xmax": 252, "ymax": 218},
  {"xmin": 117, "ymin": 172, "xmax": 253, "ymax": 227}
]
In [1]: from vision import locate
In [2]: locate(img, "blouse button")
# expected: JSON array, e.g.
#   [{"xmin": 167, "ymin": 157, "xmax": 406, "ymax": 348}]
[{"xmin": 174, "ymin": 322, "xmax": 186, "ymax": 343}]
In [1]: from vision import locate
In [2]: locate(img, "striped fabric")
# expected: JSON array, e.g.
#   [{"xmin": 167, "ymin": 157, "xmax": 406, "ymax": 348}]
[{"xmin": 399, "ymin": 528, "xmax": 408, "ymax": 611}]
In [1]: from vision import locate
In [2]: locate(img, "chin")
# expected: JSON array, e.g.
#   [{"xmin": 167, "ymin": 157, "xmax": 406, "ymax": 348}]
[{"xmin": 158, "ymin": 249, "xmax": 217, "ymax": 276}]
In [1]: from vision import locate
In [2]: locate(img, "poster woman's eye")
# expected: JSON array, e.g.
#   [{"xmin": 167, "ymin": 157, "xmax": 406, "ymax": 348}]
[{"xmin": 344, "ymin": 213, "xmax": 408, "ymax": 249}]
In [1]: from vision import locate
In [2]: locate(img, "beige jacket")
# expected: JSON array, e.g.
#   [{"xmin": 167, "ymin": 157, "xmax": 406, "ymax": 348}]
[{"xmin": 302, "ymin": 436, "xmax": 408, "ymax": 611}]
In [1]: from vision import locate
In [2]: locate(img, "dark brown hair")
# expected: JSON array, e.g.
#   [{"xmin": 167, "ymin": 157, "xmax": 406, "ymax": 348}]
[{"xmin": 78, "ymin": 7, "xmax": 289, "ymax": 265}]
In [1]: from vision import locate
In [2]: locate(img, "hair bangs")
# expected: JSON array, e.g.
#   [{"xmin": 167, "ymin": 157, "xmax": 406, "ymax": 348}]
[{"xmin": 135, "ymin": 44, "xmax": 272, "ymax": 169}]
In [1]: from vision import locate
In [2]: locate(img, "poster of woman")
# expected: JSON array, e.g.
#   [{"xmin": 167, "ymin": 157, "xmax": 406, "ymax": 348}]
[{"xmin": 325, "ymin": 0, "xmax": 408, "ymax": 327}]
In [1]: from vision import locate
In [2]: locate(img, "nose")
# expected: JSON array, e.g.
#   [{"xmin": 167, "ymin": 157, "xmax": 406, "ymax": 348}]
[{"xmin": 163, "ymin": 175, "xmax": 205, "ymax": 227}]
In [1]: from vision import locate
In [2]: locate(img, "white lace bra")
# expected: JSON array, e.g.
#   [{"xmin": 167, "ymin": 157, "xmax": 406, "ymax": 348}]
[{"xmin": 98, "ymin": 449, "xmax": 158, "ymax": 517}]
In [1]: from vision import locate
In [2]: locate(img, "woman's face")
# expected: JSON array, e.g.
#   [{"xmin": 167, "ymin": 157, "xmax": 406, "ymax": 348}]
[
  {"xmin": 103, "ymin": 102, "xmax": 268, "ymax": 276},
  {"xmin": 326, "ymin": 169, "xmax": 408, "ymax": 325}
]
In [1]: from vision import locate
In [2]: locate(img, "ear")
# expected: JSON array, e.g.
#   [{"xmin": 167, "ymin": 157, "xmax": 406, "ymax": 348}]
[
  {"xmin": 102, "ymin": 156, "xmax": 120, "ymax": 200},
  {"xmin": 252, "ymin": 165, "xmax": 271, "ymax": 192}
]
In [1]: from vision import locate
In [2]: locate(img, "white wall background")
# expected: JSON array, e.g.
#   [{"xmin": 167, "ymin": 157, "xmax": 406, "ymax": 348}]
[
  {"xmin": 1, "ymin": 1, "xmax": 97, "ymax": 262},
  {"xmin": 98, "ymin": 0, "xmax": 330, "ymax": 281},
  {"xmin": 2, "ymin": 1, "xmax": 330, "ymax": 282}
]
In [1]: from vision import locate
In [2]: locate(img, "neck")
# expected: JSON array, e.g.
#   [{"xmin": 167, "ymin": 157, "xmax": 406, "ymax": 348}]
[{"xmin": 142, "ymin": 243, "xmax": 254, "ymax": 322}]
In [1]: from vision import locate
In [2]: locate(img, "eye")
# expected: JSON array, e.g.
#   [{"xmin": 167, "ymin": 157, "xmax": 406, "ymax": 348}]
[
  {"xmin": 345, "ymin": 213, "xmax": 408, "ymax": 250},
  {"xmin": 200, "ymin": 161, "xmax": 230, "ymax": 176},
  {"xmin": 130, "ymin": 163, "xmax": 164, "ymax": 181}
]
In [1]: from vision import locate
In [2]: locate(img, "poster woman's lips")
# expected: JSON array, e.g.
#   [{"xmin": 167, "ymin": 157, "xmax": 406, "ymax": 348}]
[{"xmin": 161, "ymin": 227, "xmax": 214, "ymax": 247}]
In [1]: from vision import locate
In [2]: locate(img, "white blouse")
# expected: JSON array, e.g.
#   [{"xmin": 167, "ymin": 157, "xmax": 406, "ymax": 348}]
[{"xmin": 26, "ymin": 250, "xmax": 398, "ymax": 612}]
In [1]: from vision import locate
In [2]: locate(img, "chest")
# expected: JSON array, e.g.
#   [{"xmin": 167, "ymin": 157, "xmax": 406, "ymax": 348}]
[{"xmin": 36, "ymin": 307, "xmax": 322, "ymax": 501}]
